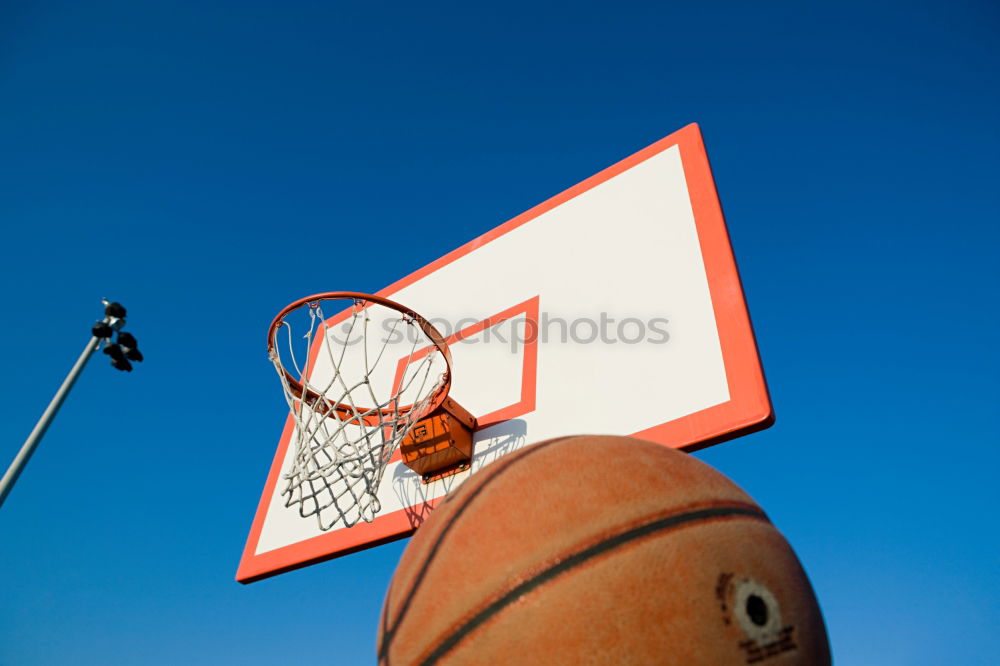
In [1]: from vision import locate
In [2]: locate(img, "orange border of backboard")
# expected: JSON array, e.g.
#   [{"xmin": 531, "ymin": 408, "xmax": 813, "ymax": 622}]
[{"xmin": 236, "ymin": 123, "xmax": 772, "ymax": 583}]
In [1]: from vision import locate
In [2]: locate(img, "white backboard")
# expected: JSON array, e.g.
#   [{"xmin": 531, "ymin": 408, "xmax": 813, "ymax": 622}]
[{"xmin": 238, "ymin": 123, "xmax": 771, "ymax": 582}]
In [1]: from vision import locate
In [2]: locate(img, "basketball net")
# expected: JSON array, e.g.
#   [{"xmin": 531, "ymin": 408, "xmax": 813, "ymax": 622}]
[{"xmin": 269, "ymin": 296, "xmax": 448, "ymax": 530}]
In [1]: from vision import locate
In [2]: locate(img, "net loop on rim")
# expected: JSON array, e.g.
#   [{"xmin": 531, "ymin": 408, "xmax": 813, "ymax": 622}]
[{"xmin": 267, "ymin": 292, "xmax": 454, "ymax": 530}]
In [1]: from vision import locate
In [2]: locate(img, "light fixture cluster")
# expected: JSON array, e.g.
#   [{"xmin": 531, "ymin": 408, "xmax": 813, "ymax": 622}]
[{"xmin": 92, "ymin": 300, "xmax": 143, "ymax": 372}]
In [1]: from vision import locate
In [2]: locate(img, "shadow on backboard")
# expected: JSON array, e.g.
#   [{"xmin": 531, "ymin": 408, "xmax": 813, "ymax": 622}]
[
  {"xmin": 471, "ymin": 419, "xmax": 528, "ymax": 471},
  {"xmin": 390, "ymin": 419, "xmax": 528, "ymax": 529}
]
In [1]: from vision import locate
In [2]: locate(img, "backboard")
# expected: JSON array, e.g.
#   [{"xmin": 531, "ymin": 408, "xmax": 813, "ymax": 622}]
[{"xmin": 237, "ymin": 123, "xmax": 772, "ymax": 583}]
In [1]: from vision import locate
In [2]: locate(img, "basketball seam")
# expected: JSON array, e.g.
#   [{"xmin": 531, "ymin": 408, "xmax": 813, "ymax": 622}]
[
  {"xmin": 378, "ymin": 436, "xmax": 579, "ymax": 662},
  {"xmin": 416, "ymin": 503, "xmax": 769, "ymax": 666}
]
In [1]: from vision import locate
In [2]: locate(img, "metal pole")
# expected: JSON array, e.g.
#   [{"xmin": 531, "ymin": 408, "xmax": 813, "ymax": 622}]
[{"xmin": 0, "ymin": 335, "xmax": 101, "ymax": 508}]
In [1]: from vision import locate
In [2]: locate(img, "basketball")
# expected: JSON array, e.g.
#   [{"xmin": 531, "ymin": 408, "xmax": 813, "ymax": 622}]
[{"xmin": 377, "ymin": 435, "xmax": 830, "ymax": 665}]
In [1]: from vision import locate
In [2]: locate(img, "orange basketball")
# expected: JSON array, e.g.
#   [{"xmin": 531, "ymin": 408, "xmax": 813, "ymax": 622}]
[{"xmin": 378, "ymin": 435, "xmax": 830, "ymax": 665}]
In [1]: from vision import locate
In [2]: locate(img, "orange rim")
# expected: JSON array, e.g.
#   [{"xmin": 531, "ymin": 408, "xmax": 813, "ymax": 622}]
[{"xmin": 267, "ymin": 291, "xmax": 453, "ymax": 424}]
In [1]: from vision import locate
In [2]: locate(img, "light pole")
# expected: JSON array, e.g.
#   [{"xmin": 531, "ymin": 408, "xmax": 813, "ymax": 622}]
[{"xmin": 0, "ymin": 299, "xmax": 143, "ymax": 509}]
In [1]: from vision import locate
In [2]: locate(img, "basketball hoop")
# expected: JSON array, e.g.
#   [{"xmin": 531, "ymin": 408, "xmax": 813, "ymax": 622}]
[{"xmin": 268, "ymin": 292, "xmax": 475, "ymax": 530}]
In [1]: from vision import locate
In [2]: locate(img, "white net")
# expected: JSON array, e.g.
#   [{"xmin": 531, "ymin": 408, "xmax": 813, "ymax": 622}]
[{"xmin": 269, "ymin": 296, "xmax": 449, "ymax": 530}]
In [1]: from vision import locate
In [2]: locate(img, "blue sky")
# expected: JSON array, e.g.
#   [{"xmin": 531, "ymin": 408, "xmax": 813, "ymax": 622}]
[{"xmin": 1, "ymin": 1, "xmax": 997, "ymax": 664}]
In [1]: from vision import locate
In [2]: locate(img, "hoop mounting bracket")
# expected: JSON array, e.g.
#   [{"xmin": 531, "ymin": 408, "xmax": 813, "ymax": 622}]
[{"xmin": 400, "ymin": 403, "xmax": 476, "ymax": 483}]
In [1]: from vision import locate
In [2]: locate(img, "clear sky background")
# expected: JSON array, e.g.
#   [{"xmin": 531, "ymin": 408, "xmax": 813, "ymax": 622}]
[{"xmin": 1, "ymin": 1, "xmax": 997, "ymax": 664}]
